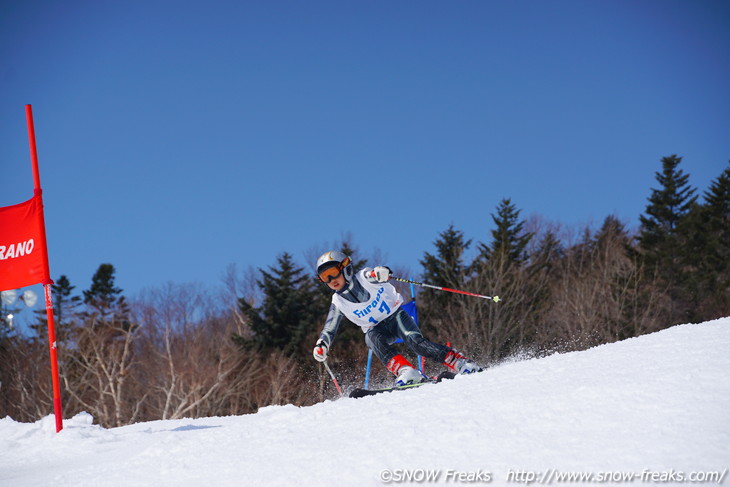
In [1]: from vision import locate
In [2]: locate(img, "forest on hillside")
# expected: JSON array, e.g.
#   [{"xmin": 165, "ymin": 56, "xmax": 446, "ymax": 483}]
[{"xmin": 1, "ymin": 155, "xmax": 728, "ymax": 427}]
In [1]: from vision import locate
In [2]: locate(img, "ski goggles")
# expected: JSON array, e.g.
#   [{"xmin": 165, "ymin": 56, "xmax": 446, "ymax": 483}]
[{"xmin": 318, "ymin": 257, "xmax": 351, "ymax": 283}]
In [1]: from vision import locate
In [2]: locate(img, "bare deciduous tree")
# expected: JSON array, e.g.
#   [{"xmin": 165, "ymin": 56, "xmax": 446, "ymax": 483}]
[{"xmin": 62, "ymin": 315, "xmax": 140, "ymax": 427}]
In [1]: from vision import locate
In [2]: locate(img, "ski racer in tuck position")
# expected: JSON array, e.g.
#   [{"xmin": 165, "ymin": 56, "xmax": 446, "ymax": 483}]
[{"xmin": 312, "ymin": 250, "xmax": 481, "ymax": 386}]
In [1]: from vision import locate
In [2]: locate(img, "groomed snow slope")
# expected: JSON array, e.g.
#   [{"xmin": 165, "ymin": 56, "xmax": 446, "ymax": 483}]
[{"xmin": 2, "ymin": 318, "xmax": 728, "ymax": 486}]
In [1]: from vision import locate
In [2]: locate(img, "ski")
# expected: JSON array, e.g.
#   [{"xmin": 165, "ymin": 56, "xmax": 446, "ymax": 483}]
[{"xmin": 349, "ymin": 371, "xmax": 456, "ymax": 398}]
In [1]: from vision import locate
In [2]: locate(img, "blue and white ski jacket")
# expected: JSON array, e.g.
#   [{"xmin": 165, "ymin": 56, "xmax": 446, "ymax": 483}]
[{"xmin": 317, "ymin": 268, "xmax": 403, "ymax": 348}]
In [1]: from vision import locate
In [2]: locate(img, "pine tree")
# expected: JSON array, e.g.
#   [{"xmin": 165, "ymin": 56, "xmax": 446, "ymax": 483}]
[
  {"xmin": 685, "ymin": 161, "xmax": 730, "ymax": 318},
  {"xmin": 466, "ymin": 199, "xmax": 533, "ymax": 359},
  {"xmin": 638, "ymin": 155, "xmax": 697, "ymax": 321},
  {"xmin": 420, "ymin": 224, "xmax": 472, "ymax": 288},
  {"xmin": 237, "ymin": 253, "xmax": 320, "ymax": 356},
  {"xmin": 417, "ymin": 225, "xmax": 472, "ymax": 340},
  {"xmin": 83, "ymin": 264, "xmax": 128, "ymax": 322},
  {"xmin": 638, "ymin": 155, "xmax": 697, "ymax": 268},
  {"xmin": 703, "ymin": 161, "xmax": 730, "ymax": 273},
  {"xmin": 478, "ymin": 198, "xmax": 533, "ymax": 265}
]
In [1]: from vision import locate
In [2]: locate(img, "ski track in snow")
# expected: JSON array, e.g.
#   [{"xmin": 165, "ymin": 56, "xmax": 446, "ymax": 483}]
[{"xmin": 1, "ymin": 318, "xmax": 729, "ymax": 486}]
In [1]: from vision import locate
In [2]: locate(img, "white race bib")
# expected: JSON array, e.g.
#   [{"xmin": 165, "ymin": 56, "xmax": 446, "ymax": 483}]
[{"xmin": 331, "ymin": 270, "xmax": 403, "ymax": 331}]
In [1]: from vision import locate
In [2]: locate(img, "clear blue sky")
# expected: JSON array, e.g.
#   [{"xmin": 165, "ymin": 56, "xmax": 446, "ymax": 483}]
[{"xmin": 2, "ymin": 0, "xmax": 729, "ymax": 304}]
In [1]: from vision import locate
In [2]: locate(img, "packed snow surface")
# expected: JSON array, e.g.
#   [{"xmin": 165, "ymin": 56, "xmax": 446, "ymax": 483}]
[{"xmin": 2, "ymin": 318, "xmax": 729, "ymax": 486}]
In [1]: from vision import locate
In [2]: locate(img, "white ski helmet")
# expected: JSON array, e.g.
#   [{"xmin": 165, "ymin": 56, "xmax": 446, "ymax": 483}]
[{"xmin": 316, "ymin": 250, "xmax": 354, "ymax": 283}]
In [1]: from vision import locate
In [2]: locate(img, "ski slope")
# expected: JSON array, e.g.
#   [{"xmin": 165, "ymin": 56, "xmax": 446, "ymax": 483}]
[{"xmin": 2, "ymin": 318, "xmax": 728, "ymax": 486}]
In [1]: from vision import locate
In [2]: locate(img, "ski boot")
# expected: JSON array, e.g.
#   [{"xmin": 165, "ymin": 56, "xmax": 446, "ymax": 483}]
[
  {"xmin": 387, "ymin": 354, "xmax": 425, "ymax": 387},
  {"xmin": 443, "ymin": 350, "xmax": 482, "ymax": 374}
]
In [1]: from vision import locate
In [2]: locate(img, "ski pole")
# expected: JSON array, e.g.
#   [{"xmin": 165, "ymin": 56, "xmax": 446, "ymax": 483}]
[
  {"xmin": 322, "ymin": 360, "xmax": 343, "ymax": 397},
  {"xmin": 390, "ymin": 276, "xmax": 501, "ymax": 303}
]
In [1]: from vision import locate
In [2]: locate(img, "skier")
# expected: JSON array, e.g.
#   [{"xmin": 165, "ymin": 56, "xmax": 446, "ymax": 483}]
[{"xmin": 312, "ymin": 250, "xmax": 481, "ymax": 386}]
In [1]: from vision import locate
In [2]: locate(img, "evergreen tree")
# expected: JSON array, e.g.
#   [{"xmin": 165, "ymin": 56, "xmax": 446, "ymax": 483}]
[
  {"xmin": 638, "ymin": 155, "xmax": 697, "ymax": 321},
  {"xmin": 684, "ymin": 161, "xmax": 730, "ymax": 319},
  {"xmin": 478, "ymin": 198, "xmax": 532, "ymax": 265},
  {"xmin": 237, "ymin": 253, "xmax": 320, "ymax": 356},
  {"xmin": 418, "ymin": 225, "xmax": 472, "ymax": 338},
  {"xmin": 466, "ymin": 199, "xmax": 533, "ymax": 359},
  {"xmin": 83, "ymin": 264, "xmax": 128, "ymax": 322},
  {"xmin": 420, "ymin": 224, "xmax": 472, "ymax": 287},
  {"xmin": 703, "ymin": 161, "xmax": 730, "ymax": 274},
  {"xmin": 638, "ymin": 155, "xmax": 697, "ymax": 269}
]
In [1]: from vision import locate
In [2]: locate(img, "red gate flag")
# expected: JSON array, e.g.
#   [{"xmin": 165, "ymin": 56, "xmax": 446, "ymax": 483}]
[
  {"xmin": 5, "ymin": 104, "xmax": 64, "ymax": 433},
  {"xmin": 0, "ymin": 194, "xmax": 50, "ymax": 291}
]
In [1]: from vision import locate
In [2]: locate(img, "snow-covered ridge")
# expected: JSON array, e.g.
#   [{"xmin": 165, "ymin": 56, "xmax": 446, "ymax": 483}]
[{"xmin": 2, "ymin": 318, "xmax": 728, "ymax": 486}]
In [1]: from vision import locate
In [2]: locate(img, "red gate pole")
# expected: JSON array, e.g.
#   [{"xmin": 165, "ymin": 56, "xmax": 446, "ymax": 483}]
[{"xmin": 26, "ymin": 104, "xmax": 63, "ymax": 433}]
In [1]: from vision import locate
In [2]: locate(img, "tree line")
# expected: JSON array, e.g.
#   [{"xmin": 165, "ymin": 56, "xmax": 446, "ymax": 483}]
[{"xmin": 1, "ymin": 155, "xmax": 727, "ymax": 427}]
